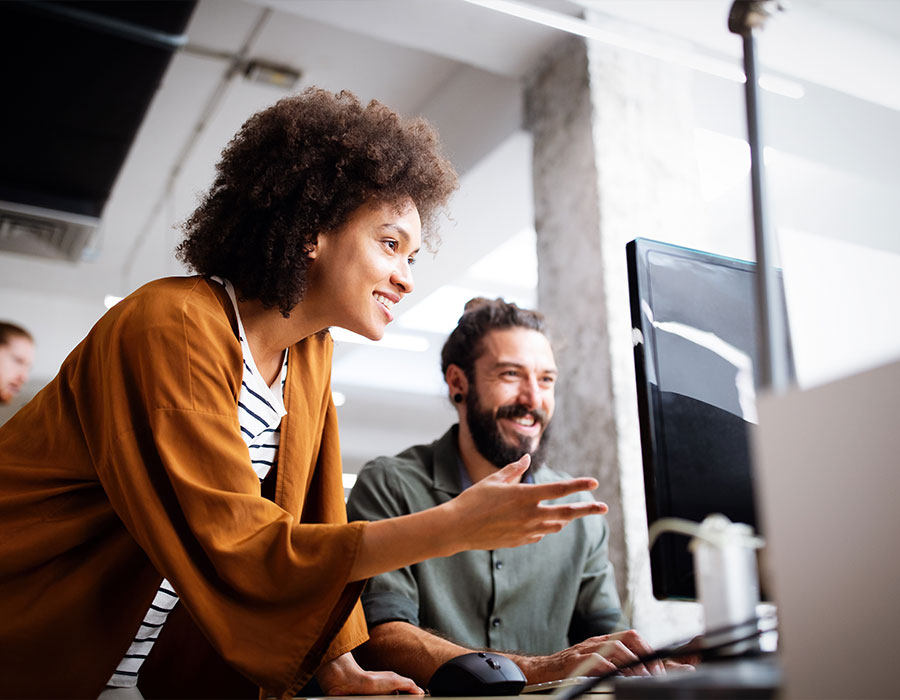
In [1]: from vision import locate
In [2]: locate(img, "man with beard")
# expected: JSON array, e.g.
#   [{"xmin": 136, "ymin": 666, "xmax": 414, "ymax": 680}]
[{"xmin": 347, "ymin": 298, "xmax": 673, "ymax": 687}]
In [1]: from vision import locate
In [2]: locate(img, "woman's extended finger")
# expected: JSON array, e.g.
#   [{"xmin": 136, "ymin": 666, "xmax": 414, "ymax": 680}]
[
  {"xmin": 538, "ymin": 501, "xmax": 609, "ymax": 522},
  {"xmin": 490, "ymin": 453, "xmax": 531, "ymax": 483},
  {"xmin": 525, "ymin": 477, "xmax": 600, "ymax": 500}
]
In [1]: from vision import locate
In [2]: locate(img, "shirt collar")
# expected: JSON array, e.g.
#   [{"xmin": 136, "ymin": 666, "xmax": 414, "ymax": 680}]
[
  {"xmin": 211, "ymin": 276, "xmax": 288, "ymax": 445},
  {"xmin": 432, "ymin": 424, "xmax": 534, "ymax": 494}
]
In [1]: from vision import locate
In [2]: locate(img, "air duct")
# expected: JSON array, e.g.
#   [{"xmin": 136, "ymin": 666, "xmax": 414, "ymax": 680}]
[{"xmin": 0, "ymin": 1, "xmax": 196, "ymax": 262}]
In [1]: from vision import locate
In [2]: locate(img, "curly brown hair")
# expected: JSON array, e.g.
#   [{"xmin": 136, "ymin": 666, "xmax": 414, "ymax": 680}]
[{"xmin": 176, "ymin": 87, "xmax": 458, "ymax": 315}]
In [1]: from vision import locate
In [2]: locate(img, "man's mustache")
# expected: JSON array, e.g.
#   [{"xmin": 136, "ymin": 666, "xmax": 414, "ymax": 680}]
[{"xmin": 495, "ymin": 403, "xmax": 548, "ymax": 427}]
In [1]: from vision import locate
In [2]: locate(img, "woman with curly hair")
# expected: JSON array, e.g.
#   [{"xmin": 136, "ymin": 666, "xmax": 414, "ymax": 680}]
[{"xmin": 0, "ymin": 88, "xmax": 605, "ymax": 700}]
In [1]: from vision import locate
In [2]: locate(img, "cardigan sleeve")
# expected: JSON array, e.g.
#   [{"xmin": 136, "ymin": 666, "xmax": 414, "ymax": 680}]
[
  {"xmin": 299, "ymin": 395, "xmax": 369, "ymax": 668},
  {"xmin": 87, "ymin": 280, "xmax": 368, "ymax": 697}
]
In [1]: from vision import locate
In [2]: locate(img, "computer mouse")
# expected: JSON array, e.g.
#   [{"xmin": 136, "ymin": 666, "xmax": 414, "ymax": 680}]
[{"xmin": 428, "ymin": 651, "xmax": 527, "ymax": 696}]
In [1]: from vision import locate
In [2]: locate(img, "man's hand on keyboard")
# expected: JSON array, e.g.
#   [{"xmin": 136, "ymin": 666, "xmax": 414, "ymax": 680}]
[{"xmin": 509, "ymin": 629, "xmax": 669, "ymax": 685}]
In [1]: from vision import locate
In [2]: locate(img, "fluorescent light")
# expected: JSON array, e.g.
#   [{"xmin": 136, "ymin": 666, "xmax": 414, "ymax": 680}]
[
  {"xmin": 104, "ymin": 295, "xmax": 123, "ymax": 309},
  {"xmin": 331, "ymin": 390, "xmax": 346, "ymax": 407},
  {"xmin": 461, "ymin": 0, "xmax": 739, "ymax": 74},
  {"xmin": 758, "ymin": 74, "xmax": 805, "ymax": 99},
  {"xmin": 461, "ymin": 0, "xmax": 803, "ymax": 98},
  {"xmin": 342, "ymin": 472, "xmax": 358, "ymax": 490},
  {"xmin": 329, "ymin": 327, "xmax": 430, "ymax": 352}
]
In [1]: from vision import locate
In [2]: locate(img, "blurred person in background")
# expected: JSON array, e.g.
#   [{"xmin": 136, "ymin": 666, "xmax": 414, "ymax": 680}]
[{"xmin": 0, "ymin": 321, "xmax": 34, "ymax": 405}]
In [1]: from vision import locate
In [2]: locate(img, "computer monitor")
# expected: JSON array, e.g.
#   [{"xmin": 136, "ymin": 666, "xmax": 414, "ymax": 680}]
[{"xmin": 626, "ymin": 238, "xmax": 793, "ymax": 600}]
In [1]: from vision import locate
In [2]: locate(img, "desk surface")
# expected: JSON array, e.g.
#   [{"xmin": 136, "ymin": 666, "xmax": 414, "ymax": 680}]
[{"xmin": 300, "ymin": 657, "xmax": 779, "ymax": 700}]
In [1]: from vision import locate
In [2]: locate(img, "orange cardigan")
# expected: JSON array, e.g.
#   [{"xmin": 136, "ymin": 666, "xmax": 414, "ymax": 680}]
[{"xmin": 0, "ymin": 277, "xmax": 368, "ymax": 699}]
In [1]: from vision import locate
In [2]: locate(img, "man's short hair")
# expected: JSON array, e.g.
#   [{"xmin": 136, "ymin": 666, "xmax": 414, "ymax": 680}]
[
  {"xmin": 440, "ymin": 298, "xmax": 548, "ymax": 381},
  {"xmin": 0, "ymin": 322, "xmax": 33, "ymax": 347}
]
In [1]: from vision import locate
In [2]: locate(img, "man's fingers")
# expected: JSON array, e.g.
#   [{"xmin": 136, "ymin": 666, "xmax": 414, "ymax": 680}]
[
  {"xmin": 664, "ymin": 660, "xmax": 696, "ymax": 673},
  {"xmin": 593, "ymin": 652, "xmax": 618, "ymax": 673},
  {"xmin": 605, "ymin": 643, "xmax": 648, "ymax": 677},
  {"xmin": 584, "ymin": 652, "xmax": 618, "ymax": 676},
  {"xmin": 624, "ymin": 631, "xmax": 664, "ymax": 675},
  {"xmin": 610, "ymin": 630, "xmax": 664, "ymax": 676},
  {"xmin": 647, "ymin": 657, "xmax": 666, "ymax": 675}
]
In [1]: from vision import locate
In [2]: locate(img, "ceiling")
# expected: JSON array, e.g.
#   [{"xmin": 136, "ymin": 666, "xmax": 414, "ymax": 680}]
[{"xmin": 1, "ymin": 0, "xmax": 898, "ymax": 470}]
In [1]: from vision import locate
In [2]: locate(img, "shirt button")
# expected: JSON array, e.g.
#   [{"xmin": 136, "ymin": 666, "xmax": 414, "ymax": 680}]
[
  {"xmin": 492, "ymin": 617, "xmax": 502, "ymax": 627},
  {"xmin": 495, "ymin": 561, "xmax": 504, "ymax": 570}
]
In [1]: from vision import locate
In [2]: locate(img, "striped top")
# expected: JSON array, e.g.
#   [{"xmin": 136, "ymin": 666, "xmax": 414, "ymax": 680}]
[{"xmin": 107, "ymin": 277, "xmax": 288, "ymax": 688}]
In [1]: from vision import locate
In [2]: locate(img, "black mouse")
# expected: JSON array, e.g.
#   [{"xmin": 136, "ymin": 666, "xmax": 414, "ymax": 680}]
[{"xmin": 428, "ymin": 651, "xmax": 527, "ymax": 696}]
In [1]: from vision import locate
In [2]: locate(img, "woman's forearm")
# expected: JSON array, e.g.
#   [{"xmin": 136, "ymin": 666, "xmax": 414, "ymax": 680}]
[
  {"xmin": 350, "ymin": 503, "xmax": 458, "ymax": 581},
  {"xmin": 348, "ymin": 456, "xmax": 605, "ymax": 581}
]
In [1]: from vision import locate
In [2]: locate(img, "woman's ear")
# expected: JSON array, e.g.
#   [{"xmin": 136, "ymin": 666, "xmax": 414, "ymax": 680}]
[{"xmin": 306, "ymin": 236, "xmax": 320, "ymax": 260}]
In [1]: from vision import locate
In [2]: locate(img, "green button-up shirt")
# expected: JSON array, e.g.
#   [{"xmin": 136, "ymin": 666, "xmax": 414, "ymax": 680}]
[{"xmin": 347, "ymin": 426, "xmax": 628, "ymax": 655}]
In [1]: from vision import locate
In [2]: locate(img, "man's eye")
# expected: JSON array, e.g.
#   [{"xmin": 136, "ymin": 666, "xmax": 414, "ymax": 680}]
[
  {"xmin": 384, "ymin": 239, "xmax": 397, "ymax": 251},
  {"xmin": 408, "ymin": 256, "xmax": 417, "ymax": 266}
]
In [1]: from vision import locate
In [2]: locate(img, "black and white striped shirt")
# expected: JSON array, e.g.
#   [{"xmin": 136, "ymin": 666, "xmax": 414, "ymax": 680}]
[{"xmin": 107, "ymin": 277, "xmax": 288, "ymax": 688}]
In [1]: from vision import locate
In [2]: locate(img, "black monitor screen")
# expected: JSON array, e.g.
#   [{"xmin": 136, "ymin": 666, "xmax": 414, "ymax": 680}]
[{"xmin": 626, "ymin": 238, "xmax": 792, "ymax": 600}]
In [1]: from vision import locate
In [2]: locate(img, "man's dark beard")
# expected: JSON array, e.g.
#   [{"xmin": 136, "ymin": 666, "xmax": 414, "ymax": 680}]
[{"xmin": 465, "ymin": 389, "xmax": 552, "ymax": 470}]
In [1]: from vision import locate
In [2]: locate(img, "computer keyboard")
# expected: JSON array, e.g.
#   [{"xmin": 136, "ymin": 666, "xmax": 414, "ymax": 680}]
[{"xmin": 521, "ymin": 676, "xmax": 614, "ymax": 694}]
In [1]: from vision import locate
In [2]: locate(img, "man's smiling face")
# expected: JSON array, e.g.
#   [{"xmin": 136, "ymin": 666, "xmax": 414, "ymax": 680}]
[{"xmin": 464, "ymin": 327, "xmax": 557, "ymax": 468}]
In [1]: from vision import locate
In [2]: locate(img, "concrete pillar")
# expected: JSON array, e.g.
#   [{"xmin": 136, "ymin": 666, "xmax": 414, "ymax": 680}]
[
  {"xmin": 525, "ymin": 36, "xmax": 626, "ymax": 601},
  {"xmin": 526, "ymin": 32, "xmax": 705, "ymax": 643}
]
